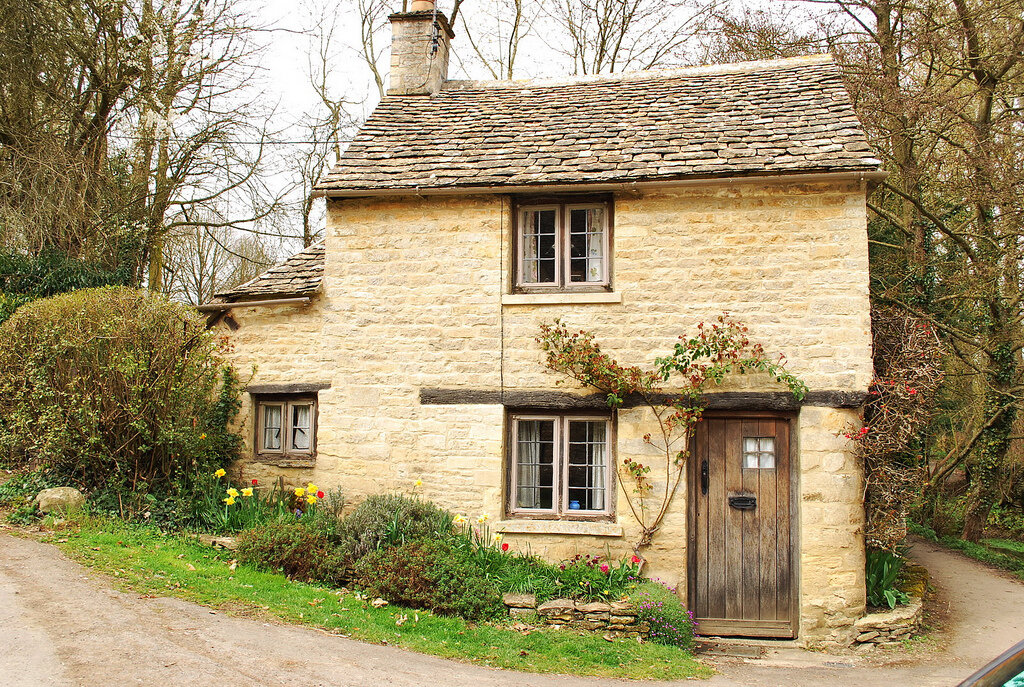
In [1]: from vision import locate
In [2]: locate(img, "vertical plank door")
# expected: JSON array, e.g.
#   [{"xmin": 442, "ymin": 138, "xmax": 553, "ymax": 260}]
[{"xmin": 688, "ymin": 413, "xmax": 796, "ymax": 638}]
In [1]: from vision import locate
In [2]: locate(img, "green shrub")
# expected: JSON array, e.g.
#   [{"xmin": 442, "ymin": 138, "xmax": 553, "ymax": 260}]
[
  {"xmin": 353, "ymin": 539, "xmax": 505, "ymax": 621},
  {"xmin": 866, "ymin": 548, "xmax": 910, "ymax": 609},
  {"xmin": 235, "ymin": 520, "xmax": 349, "ymax": 586},
  {"xmin": 0, "ymin": 467, "xmax": 65, "ymax": 508},
  {"xmin": 631, "ymin": 581, "xmax": 697, "ymax": 649},
  {"xmin": 337, "ymin": 494, "xmax": 454, "ymax": 562},
  {"xmin": 0, "ymin": 287, "xmax": 241, "ymax": 496}
]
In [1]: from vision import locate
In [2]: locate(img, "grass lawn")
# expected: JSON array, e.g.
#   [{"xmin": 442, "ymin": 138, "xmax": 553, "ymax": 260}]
[{"xmin": 40, "ymin": 517, "xmax": 711, "ymax": 681}]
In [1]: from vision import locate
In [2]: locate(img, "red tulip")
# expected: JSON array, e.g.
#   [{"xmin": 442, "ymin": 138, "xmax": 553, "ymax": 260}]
[
  {"xmin": 317, "ymin": 490, "xmax": 325, "ymax": 499},
  {"xmin": 501, "ymin": 542, "xmax": 509, "ymax": 552},
  {"xmin": 630, "ymin": 555, "xmax": 641, "ymax": 565},
  {"xmin": 251, "ymin": 479, "xmax": 258, "ymax": 486},
  {"xmin": 600, "ymin": 563, "xmax": 610, "ymax": 573}
]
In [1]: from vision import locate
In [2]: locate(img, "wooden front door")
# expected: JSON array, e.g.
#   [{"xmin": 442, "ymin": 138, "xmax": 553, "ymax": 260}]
[{"xmin": 687, "ymin": 413, "xmax": 796, "ymax": 638}]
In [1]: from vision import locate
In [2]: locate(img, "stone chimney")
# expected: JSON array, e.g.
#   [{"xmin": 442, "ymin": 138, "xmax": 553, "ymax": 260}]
[{"xmin": 387, "ymin": 1, "xmax": 455, "ymax": 96}]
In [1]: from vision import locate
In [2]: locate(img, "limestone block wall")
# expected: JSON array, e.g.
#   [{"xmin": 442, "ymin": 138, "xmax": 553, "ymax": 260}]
[{"xmin": 220, "ymin": 179, "xmax": 871, "ymax": 645}]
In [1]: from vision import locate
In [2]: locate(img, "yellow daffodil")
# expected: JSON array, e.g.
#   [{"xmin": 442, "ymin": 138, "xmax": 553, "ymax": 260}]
[
  {"xmin": 226, "ymin": 488, "xmax": 239, "ymax": 498},
  {"xmin": 199, "ymin": 433, "xmax": 207, "ymax": 440},
  {"xmin": 241, "ymin": 487, "xmax": 253, "ymax": 497},
  {"xmin": 306, "ymin": 483, "xmax": 317, "ymax": 493},
  {"xmin": 453, "ymin": 514, "xmax": 467, "ymax": 525},
  {"xmin": 306, "ymin": 494, "xmax": 317, "ymax": 504},
  {"xmin": 414, "ymin": 479, "xmax": 423, "ymax": 488},
  {"xmin": 294, "ymin": 487, "xmax": 305, "ymax": 497},
  {"xmin": 477, "ymin": 513, "xmax": 489, "ymax": 524},
  {"xmin": 214, "ymin": 468, "xmax": 226, "ymax": 478},
  {"xmin": 223, "ymin": 496, "xmax": 235, "ymax": 505},
  {"xmin": 493, "ymin": 533, "xmax": 503, "ymax": 542}
]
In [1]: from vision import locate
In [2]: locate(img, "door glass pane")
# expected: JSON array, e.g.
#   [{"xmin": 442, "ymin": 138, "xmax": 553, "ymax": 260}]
[
  {"xmin": 516, "ymin": 419, "xmax": 555, "ymax": 509},
  {"xmin": 743, "ymin": 436, "xmax": 775, "ymax": 469},
  {"xmin": 291, "ymin": 403, "xmax": 312, "ymax": 451},
  {"xmin": 263, "ymin": 404, "xmax": 282, "ymax": 451},
  {"xmin": 568, "ymin": 207, "xmax": 605, "ymax": 283},
  {"xmin": 567, "ymin": 420, "xmax": 607, "ymax": 511},
  {"xmin": 522, "ymin": 209, "xmax": 557, "ymax": 283}
]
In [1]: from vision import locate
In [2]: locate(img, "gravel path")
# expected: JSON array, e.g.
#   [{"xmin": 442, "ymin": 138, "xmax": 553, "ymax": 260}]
[{"xmin": 0, "ymin": 532, "xmax": 1021, "ymax": 686}]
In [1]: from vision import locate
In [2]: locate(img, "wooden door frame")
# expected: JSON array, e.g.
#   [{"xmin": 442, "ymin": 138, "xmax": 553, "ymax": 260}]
[{"xmin": 686, "ymin": 409, "xmax": 801, "ymax": 638}]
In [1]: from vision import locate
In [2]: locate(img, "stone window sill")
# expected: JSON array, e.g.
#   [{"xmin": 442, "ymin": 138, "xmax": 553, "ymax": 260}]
[
  {"xmin": 495, "ymin": 520, "xmax": 624, "ymax": 537},
  {"xmin": 252, "ymin": 455, "xmax": 315, "ymax": 469},
  {"xmin": 501, "ymin": 292, "xmax": 623, "ymax": 306}
]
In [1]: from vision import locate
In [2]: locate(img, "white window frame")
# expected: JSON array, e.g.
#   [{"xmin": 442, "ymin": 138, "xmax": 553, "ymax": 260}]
[
  {"xmin": 256, "ymin": 396, "xmax": 317, "ymax": 457},
  {"xmin": 515, "ymin": 201, "xmax": 611, "ymax": 291},
  {"xmin": 508, "ymin": 413, "xmax": 614, "ymax": 519}
]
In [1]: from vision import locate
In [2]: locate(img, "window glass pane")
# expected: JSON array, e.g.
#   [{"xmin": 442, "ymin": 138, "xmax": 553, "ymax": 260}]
[
  {"xmin": 522, "ymin": 209, "xmax": 557, "ymax": 283},
  {"xmin": 263, "ymin": 404, "xmax": 282, "ymax": 450},
  {"xmin": 516, "ymin": 419, "xmax": 555, "ymax": 509},
  {"xmin": 291, "ymin": 403, "xmax": 312, "ymax": 451},
  {"xmin": 743, "ymin": 436, "xmax": 775, "ymax": 469},
  {"xmin": 567, "ymin": 420, "xmax": 607, "ymax": 511},
  {"xmin": 568, "ymin": 208, "xmax": 605, "ymax": 283}
]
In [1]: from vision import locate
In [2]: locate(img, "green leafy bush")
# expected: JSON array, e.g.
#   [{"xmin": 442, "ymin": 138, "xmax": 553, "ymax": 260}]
[
  {"xmin": 336, "ymin": 494, "xmax": 454, "ymax": 562},
  {"xmin": 866, "ymin": 548, "xmax": 910, "ymax": 609},
  {"xmin": 0, "ymin": 287, "xmax": 241, "ymax": 495},
  {"xmin": 353, "ymin": 539, "xmax": 505, "ymax": 621},
  {"xmin": 631, "ymin": 581, "xmax": 697, "ymax": 649},
  {"xmin": 236, "ymin": 520, "xmax": 349, "ymax": 586}
]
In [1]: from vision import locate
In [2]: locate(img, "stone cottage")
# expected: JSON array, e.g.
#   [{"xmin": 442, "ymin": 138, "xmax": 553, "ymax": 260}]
[{"xmin": 207, "ymin": 1, "xmax": 883, "ymax": 646}]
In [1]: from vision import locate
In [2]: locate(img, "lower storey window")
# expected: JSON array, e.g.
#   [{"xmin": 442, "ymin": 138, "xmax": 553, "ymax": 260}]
[
  {"xmin": 510, "ymin": 414, "xmax": 612, "ymax": 517},
  {"xmin": 256, "ymin": 396, "xmax": 317, "ymax": 457}
]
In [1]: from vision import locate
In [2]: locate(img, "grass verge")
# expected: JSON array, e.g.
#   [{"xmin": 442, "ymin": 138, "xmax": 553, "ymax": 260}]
[
  {"xmin": 42, "ymin": 516, "xmax": 711, "ymax": 681},
  {"xmin": 909, "ymin": 521, "xmax": 1024, "ymax": 581}
]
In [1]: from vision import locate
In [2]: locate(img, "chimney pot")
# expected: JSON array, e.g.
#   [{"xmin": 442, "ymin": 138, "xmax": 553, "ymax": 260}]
[{"xmin": 410, "ymin": 0, "xmax": 434, "ymax": 10}]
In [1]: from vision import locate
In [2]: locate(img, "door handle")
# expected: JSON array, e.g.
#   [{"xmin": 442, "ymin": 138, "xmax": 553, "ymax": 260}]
[
  {"xmin": 729, "ymin": 495, "xmax": 756, "ymax": 510},
  {"xmin": 700, "ymin": 459, "xmax": 709, "ymax": 495}
]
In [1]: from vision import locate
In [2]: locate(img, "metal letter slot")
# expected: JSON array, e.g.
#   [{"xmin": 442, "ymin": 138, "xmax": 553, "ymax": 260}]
[
  {"xmin": 700, "ymin": 459, "xmax": 709, "ymax": 495},
  {"xmin": 728, "ymin": 494, "xmax": 757, "ymax": 510}
]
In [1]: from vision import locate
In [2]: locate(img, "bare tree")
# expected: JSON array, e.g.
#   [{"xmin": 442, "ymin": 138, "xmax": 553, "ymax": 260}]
[
  {"xmin": 162, "ymin": 225, "xmax": 273, "ymax": 305},
  {"xmin": 458, "ymin": 0, "xmax": 541, "ymax": 79},
  {"xmin": 542, "ymin": 0, "xmax": 724, "ymax": 74}
]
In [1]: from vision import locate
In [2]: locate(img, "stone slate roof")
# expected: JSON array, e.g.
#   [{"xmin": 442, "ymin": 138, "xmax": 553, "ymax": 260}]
[
  {"xmin": 216, "ymin": 241, "xmax": 324, "ymax": 300},
  {"xmin": 316, "ymin": 55, "xmax": 881, "ymax": 195}
]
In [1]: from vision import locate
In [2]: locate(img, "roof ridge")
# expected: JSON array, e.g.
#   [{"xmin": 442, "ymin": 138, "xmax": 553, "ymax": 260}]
[{"xmin": 441, "ymin": 54, "xmax": 835, "ymax": 91}]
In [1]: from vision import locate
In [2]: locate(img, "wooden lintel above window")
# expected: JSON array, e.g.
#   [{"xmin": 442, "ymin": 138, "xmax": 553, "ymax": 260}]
[
  {"xmin": 419, "ymin": 388, "xmax": 868, "ymax": 410},
  {"xmin": 247, "ymin": 382, "xmax": 331, "ymax": 394}
]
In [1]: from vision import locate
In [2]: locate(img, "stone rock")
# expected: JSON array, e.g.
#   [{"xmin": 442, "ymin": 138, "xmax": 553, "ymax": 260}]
[
  {"xmin": 610, "ymin": 601, "xmax": 634, "ymax": 614},
  {"xmin": 537, "ymin": 599, "xmax": 575, "ymax": 617},
  {"xmin": 577, "ymin": 601, "xmax": 611, "ymax": 614},
  {"xmin": 610, "ymin": 614, "xmax": 636, "ymax": 624},
  {"xmin": 855, "ymin": 631, "xmax": 879, "ymax": 642},
  {"xmin": 34, "ymin": 487, "xmax": 85, "ymax": 514},
  {"xmin": 502, "ymin": 593, "xmax": 537, "ymax": 609}
]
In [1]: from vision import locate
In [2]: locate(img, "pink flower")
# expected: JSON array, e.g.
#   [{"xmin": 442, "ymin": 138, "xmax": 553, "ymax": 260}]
[
  {"xmin": 630, "ymin": 555, "xmax": 641, "ymax": 565},
  {"xmin": 600, "ymin": 563, "xmax": 610, "ymax": 573}
]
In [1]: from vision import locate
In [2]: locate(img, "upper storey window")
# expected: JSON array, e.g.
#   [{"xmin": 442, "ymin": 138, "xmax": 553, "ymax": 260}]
[{"xmin": 515, "ymin": 198, "xmax": 611, "ymax": 292}]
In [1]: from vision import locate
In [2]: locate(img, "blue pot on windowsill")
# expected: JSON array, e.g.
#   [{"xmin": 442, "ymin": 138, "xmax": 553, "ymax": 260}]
[{"xmin": 569, "ymin": 500, "xmax": 581, "ymax": 510}]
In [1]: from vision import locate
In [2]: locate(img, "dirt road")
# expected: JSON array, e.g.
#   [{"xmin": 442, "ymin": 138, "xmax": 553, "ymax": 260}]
[{"xmin": 0, "ymin": 533, "xmax": 1021, "ymax": 686}]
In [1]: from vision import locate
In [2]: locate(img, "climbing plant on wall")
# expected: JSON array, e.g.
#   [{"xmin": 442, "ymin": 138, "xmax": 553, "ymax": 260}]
[{"xmin": 537, "ymin": 315, "xmax": 806, "ymax": 556}]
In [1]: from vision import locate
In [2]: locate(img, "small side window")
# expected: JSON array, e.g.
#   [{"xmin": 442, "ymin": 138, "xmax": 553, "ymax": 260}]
[{"xmin": 256, "ymin": 396, "xmax": 317, "ymax": 458}]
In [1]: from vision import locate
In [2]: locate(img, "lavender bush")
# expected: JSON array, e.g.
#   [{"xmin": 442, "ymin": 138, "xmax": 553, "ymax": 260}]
[{"xmin": 632, "ymin": 580, "xmax": 698, "ymax": 649}]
